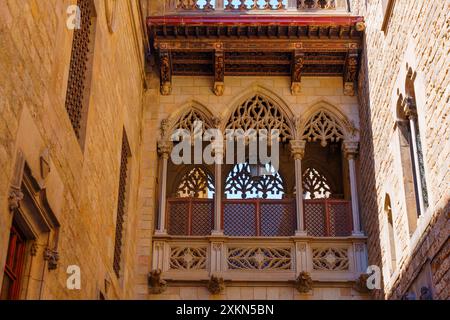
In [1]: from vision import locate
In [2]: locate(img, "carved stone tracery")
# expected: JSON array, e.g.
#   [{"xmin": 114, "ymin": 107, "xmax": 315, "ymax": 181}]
[
  {"xmin": 175, "ymin": 109, "xmax": 213, "ymax": 133},
  {"xmin": 301, "ymin": 110, "xmax": 345, "ymax": 147},
  {"xmin": 312, "ymin": 247, "xmax": 349, "ymax": 271},
  {"xmin": 170, "ymin": 247, "xmax": 207, "ymax": 270},
  {"xmin": 227, "ymin": 247, "xmax": 292, "ymax": 270},
  {"xmin": 302, "ymin": 167, "xmax": 332, "ymax": 199},
  {"xmin": 225, "ymin": 163, "xmax": 284, "ymax": 199},
  {"xmin": 226, "ymin": 95, "xmax": 294, "ymax": 142}
]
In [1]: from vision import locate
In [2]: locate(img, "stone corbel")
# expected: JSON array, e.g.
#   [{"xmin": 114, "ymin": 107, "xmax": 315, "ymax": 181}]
[
  {"xmin": 294, "ymin": 271, "xmax": 313, "ymax": 293},
  {"xmin": 44, "ymin": 247, "xmax": 59, "ymax": 271},
  {"xmin": 159, "ymin": 49, "xmax": 172, "ymax": 96},
  {"xmin": 343, "ymin": 44, "xmax": 359, "ymax": 96},
  {"xmin": 148, "ymin": 269, "xmax": 167, "ymax": 294},
  {"xmin": 8, "ymin": 188, "xmax": 24, "ymax": 213},
  {"xmin": 214, "ymin": 44, "xmax": 225, "ymax": 96},
  {"xmin": 207, "ymin": 275, "xmax": 225, "ymax": 294},
  {"xmin": 291, "ymin": 50, "xmax": 304, "ymax": 95},
  {"xmin": 353, "ymin": 273, "xmax": 371, "ymax": 293}
]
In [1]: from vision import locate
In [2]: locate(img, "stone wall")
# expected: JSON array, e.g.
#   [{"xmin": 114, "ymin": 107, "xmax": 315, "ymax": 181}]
[
  {"xmin": 0, "ymin": 0, "xmax": 146, "ymax": 299},
  {"xmin": 352, "ymin": 0, "xmax": 449, "ymax": 299}
]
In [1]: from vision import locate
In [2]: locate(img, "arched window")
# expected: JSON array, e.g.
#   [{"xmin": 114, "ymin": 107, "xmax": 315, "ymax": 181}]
[
  {"xmin": 384, "ymin": 194, "xmax": 397, "ymax": 274},
  {"xmin": 224, "ymin": 163, "xmax": 284, "ymax": 199},
  {"xmin": 174, "ymin": 109, "xmax": 213, "ymax": 133},
  {"xmin": 396, "ymin": 70, "xmax": 429, "ymax": 234},
  {"xmin": 176, "ymin": 166, "xmax": 214, "ymax": 198}
]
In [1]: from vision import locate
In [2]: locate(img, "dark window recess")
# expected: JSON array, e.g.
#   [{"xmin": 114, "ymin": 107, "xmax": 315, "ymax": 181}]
[
  {"xmin": 1, "ymin": 224, "xmax": 26, "ymax": 300},
  {"xmin": 113, "ymin": 132, "xmax": 131, "ymax": 277},
  {"xmin": 64, "ymin": 0, "xmax": 96, "ymax": 142}
]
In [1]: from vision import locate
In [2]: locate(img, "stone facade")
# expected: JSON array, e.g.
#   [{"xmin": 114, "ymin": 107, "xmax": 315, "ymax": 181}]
[
  {"xmin": 0, "ymin": 0, "xmax": 448, "ymax": 300},
  {"xmin": 0, "ymin": 0, "xmax": 146, "ymax": 299},
  {"xmin": 352, "ymin": 0, "xmax": 449, "ymax": 299}
]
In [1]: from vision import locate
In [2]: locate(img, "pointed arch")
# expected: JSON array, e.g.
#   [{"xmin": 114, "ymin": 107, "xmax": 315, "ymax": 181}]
[
  {"xmin": 223, "ymin": 85, "xmax": 295, "ymax": 142},
  {"xmin": 165, "ymin": 100, "xmax": 215, "ymax": 136},
  {"xmin": 298, "ymin": 101, "xmax": 357, "ymax": 146}
]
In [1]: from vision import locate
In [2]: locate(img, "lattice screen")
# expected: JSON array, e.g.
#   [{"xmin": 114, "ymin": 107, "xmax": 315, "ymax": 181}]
[
  {"xmin": 260, "ymin": 202, "xmax": 296, "ymax": 236},
  {"xmin": 167, "ymin": 201, "xmax": 190, "ymax": 235},
  {"xmin": 304, "ymin": 201, "xmax": 327, "ymax": 236},
  {"xmin": 65, "ymin": 0, "xmax": 96, "ymax": 140},
  {"xmin": 223, "ymin": 202, "xmax": 257, "ymax": 236},
  {"xmin": 113, "ymin": 131, "xmax": 130, "ymax": 277},
  {"xmin": 328, "ymin": 202, "xmax": 352, "ymax": 237},
  {"xmin": 191, "ymin": 201, "xmax": 214, "ymax": 235},
  {"xmin": 304, "ymin": 200, "xmax": 352, "ymax": 237},
  {"xmin": 167, "ymin": 199, "xmax": 214, "ymax": 236}
]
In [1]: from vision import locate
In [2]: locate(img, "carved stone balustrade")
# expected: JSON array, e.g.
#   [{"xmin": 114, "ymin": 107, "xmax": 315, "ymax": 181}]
[{"xmin": 152, "ymin": 236, "xmax": 368, "ymax": 283}]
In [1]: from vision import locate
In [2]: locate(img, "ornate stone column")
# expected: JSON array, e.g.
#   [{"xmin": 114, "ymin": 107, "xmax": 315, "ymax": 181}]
[
  {"xmin": 156, "ymin": 141, "xmax": 171, "ymax": 235},
  {"xmin": 403, "ymin": 97, "xmax": 426, "ymax": 216},
  {"xmin": 343, "ymin": 141, "xmax": 363, "ymax": 235},
  {"xmin": 290, "ymin": 140, "xmax": 307, "ymax": 236}
]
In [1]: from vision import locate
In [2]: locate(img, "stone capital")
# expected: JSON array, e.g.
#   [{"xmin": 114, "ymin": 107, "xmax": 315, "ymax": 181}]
[
  {"xmin": 342, "ymin": 141, "xmax": 359, "ymax": 159},
  {"xmin": 290, "ymin": 140, "xmax": 306, "ymax": 160},
  {"xmin": 157, "ymin": 140, "xmax": 172, "ymax": 157}
]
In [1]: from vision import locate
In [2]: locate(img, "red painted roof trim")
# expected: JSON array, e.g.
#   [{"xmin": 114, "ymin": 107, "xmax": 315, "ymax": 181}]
[{"xmin": 147, "ymin": 15, "xmax": 364, "ymax": 27}]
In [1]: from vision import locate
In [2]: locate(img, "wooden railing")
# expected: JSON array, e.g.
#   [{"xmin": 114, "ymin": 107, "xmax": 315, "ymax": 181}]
[
  {"xmin": 304, "ymin": 199, "xmax": 353, "ymax": 237},
  {"xmin": 170, "ymin": 0, "xmax": 349, "ymax": 12},
  {"xmin": 165, "ymin": 197, "xmax": 353, "ymax": 237}
]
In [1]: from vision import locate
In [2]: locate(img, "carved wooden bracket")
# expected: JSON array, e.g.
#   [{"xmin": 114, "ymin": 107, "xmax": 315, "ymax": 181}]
[
  {"xmin": 214, "ymin": 45, "xmax": 225, "ymax": 96},
  {"xmin": 148, "ymin": 269, "xmax": 167, "ymax": 294},
  {"xmin": 343, "ymin": 45, "xmax": 359, "ymax": 96},
  {"xmin": 159, "ymin": 49, "xmax": 172, "ymax": 96},
  {"xmin": 291, "ymin": 50, "xmax": 304, "ymax": 95}
]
